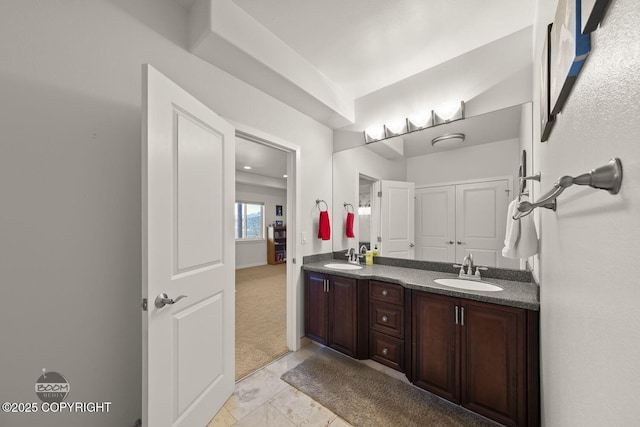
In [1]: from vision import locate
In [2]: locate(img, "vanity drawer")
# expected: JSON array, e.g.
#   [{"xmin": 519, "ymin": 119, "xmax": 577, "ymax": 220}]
[
  {"xmin": 370, "ymin": 300, "xmax": 404, "ymax": 339},
  {"xmin": 369, "ymin": 281, "xmax": 404, "ymax": 305},
  {"xmin": 370, "ymin": 330, "xmax": 404, "ymax": 372}
]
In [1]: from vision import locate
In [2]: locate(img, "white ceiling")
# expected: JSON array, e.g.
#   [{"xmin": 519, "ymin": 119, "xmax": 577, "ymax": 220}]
[
  {"xmin": 235, "ymin": 136, "xmax": 287, "ymax": 181},
  {"xmin": 232, "ymin": 0, "xmax": 534, "ymax": 98},
  {"xmin": 174, "ymin": 0, "xmax": 534, "ymax": 178}
]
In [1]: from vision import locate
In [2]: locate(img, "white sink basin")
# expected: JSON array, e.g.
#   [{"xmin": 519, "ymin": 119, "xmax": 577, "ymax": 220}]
[
  {"xmin": 434, "ymin": 278, "xmax": 503, "ymax": 292},
  {"xmin": 323, "ymin": 263, "xmax": 363, "ymax": 270}
]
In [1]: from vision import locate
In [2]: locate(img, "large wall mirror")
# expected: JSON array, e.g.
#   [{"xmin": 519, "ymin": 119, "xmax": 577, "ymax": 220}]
[{"xmin": 332, "ymin": 102, "xmax": 533, "ymax": 271}]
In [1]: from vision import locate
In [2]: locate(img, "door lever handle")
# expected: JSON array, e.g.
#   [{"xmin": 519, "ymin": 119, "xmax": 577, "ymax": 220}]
[{"xmin": 155, "ymin": 293, "xmax": 187, "ymax": 309}]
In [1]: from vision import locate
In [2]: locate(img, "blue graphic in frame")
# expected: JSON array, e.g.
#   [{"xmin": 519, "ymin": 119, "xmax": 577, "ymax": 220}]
[{"xmin": 549, "ymin": 0, "xmax": 591, "ymax": 115}]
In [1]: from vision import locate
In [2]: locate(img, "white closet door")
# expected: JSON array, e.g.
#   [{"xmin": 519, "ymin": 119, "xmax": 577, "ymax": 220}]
[
  {"xmin": 455, "ymin": 180, "xmax": 516, "ymax": 268},
  {"xmin": 380, "ymin": 180, "xmax": 415, "ymax": 259},
  {"xmin": 415, "ymin": 186, "xmax": 456, "ymax": 262}
]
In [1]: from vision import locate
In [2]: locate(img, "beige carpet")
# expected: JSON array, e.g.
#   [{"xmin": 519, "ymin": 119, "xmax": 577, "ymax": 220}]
[
  {"xmin": 282, "ymin": 347, "xmax": 498, "ymax": 427},
  {"xmin": 235, "ymin": 263, "xmax": 288, "ymax": 380}
]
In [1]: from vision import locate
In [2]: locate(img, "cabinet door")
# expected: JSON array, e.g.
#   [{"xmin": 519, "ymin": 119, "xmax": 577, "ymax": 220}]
[
  {"xmin": 412, "ymin": 292, "xmax": 460, "ymax": 402},
  {"xmin": 328, "ymin": 275, "xmax": 357, "ymax": 357},
  {"xmin": 461, "ymin": 300, "xmax": 526, "ymax": 427},
  {"xmin": 304, "ymin": 271, "xmax": 328, "ymax": 344}
]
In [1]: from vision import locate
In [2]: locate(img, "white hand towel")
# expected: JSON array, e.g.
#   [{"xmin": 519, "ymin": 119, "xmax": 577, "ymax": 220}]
[
  {"xmin": 502, "ymin": 199, "xmax": 520, "ymax": 259},
  {"xmin": 502, "ymin": 198, "xmax": 539, "ymax": 259},
  {"xmin": 517, "ymin": 205, "xmax": 539, "ymax": 258}
]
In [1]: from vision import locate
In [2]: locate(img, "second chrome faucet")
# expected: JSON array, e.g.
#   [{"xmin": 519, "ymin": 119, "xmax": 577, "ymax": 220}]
[{"xmin": 345, "ymin": 245, "xmax": 369, "ymax": 265}]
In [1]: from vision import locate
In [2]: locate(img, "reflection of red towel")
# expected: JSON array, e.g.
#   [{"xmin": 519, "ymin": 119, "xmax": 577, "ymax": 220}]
[
  {"xmin": 318, "ymin": 211, "xmax": 331, "ymax": 240},
  {"xmin": 345, "ymin": 212, "xmax": 355, "ymax": 238}
]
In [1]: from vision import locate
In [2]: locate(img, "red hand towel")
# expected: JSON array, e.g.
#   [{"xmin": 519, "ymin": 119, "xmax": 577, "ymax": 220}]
[
  {"xmin": 318, "ymin": 210, "xmax": 331, "ymax": 240},
  {"xmin": 345, "ymin": 212, "xmax": 355, "ymax": 238}
]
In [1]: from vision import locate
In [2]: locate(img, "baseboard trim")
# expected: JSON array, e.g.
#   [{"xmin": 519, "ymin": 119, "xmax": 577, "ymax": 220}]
[{"xmin": 236, "ymin": 262, "xmax": 268, "ymax": 269}]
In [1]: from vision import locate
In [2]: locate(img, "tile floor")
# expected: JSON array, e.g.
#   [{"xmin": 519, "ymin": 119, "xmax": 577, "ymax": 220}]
[{"xmin": 207, "ymin": 342, "xmax": 411, "ymax": 427}]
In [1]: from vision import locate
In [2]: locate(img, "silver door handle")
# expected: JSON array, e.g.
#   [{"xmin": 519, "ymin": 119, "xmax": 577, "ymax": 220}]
[
  {"xmin": 446, "ymin": 241, "xmax": 454, "ymax": 244},
  {"xmin": 457, "ymin": 241, "xmax": 465, "ymax": 245},
  {"xmin": 155, "ymin": 293, "xmax": 187, "ymax": 309},
  {"xmin": 409, "ymin": 243, "xmax": 415, "ymax": 247}
]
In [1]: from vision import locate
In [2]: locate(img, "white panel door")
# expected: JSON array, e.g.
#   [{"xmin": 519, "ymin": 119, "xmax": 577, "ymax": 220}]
[
  {"xmin": 415, "ymin": 186, "xmax": 456, "ymax": 262},
  {"xmin": 456, "ymin": 180, "xmax": 517, "ymax": 268},
  {"xmin": 142, "ymin": 64, "xmax": 235, "ymax": 427},
  {"xmin": 380, "ymin": 180, "xmax": 415, "ymax": 259}
]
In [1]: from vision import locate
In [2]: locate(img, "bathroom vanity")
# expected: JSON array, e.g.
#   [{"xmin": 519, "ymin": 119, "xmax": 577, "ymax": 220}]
[{"xmin": 302, "ymin": 259, "xmax": 539, "ymax": 427}]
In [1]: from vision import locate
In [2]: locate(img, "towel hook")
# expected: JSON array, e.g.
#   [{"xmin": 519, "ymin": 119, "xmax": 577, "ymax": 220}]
[
  {"xmin": 343, "ymin": 202, "xmax": 354, "ymax": 213},
  {"xmin": 315, "ymin": 199, "xmax": 328, "ymax": 212},
  {"xmin": 513, "ymin": 158, "xmax": 623, "ymax": 220},
  {"xmin": 520, "ymin": 172, "xmax": 542, "ymax": 183}
]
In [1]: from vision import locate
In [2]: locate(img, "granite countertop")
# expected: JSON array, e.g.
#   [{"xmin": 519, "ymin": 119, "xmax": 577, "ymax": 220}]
[{"xmin": 302, "ymin": 261, "xmax": 539, "ymax": 311}]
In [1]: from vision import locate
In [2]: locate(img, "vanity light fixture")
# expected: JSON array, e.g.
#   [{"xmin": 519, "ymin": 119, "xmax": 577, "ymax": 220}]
[
  {"xmin": 362, "ymin": 101, "xmax": 465, "ymax": 144},
  {"xmin": 433, "ymin": 101, "xmax": 465, "ymax": 126},
  {"xmin": 363, "ymin": 124, "xmax": 386, "ymax": 143},
  {"xmin": 431, "ymin": 133, "xmax": 465, "ymax": 148},
  {"xmin": 407, "ymin": 111, "xmax": 434, "ymax": 132},
  {"xmin": 383, "ymin": 118, "xmax": 408, "ymax": 138},
  {"xmin": 358, "ymin": 206, "xmax": 371, "ymax": 215}
]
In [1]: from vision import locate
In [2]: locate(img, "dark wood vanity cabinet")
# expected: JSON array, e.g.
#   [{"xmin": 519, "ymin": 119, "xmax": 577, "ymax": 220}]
[
  {"xmin": 412, "ymin": 291, "xmax": 539, "ymax": 427},
  {"xmin": 304, "ymin": 271, "xmax": 368, "ymax": 359},
  {"xmin": 368, "ymin": 281, "xmax": 410, "ymax": 372},
  {"xmin": 304, "ymin": 269, "xmax": 539, "ymax": 426}
]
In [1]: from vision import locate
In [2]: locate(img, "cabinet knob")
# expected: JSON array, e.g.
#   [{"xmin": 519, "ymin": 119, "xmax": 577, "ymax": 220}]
[
  {"xmin": 381, "ymin": 289, "xmax": 389, "ymax": 296},
  {"xmin": 381, "ymin": 315, "xmax": 388, "ymax": 323},
  {"xmin": 382, "ymin": 348, "xmax": 389, "ymax": 356}
]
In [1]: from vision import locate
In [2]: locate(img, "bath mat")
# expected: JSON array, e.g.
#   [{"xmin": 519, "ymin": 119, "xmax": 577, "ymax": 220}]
[{"xmin": 281, "ymin": 347, "xmax": 497, "ymax": 427}]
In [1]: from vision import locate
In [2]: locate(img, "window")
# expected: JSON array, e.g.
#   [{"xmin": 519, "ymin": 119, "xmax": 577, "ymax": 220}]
[{"xmin": 235, "ymin": 202, "xmax": 265, "ymax": 240}]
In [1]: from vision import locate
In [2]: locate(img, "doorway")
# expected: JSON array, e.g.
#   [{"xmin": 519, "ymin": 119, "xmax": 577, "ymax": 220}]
[
  {"xmin": 234, "ymin": 132, "xmax": 295, "ymax": 380},
  {"xmin": 358, "ymin": 174, "xmax": 377, "ymax": 250}
]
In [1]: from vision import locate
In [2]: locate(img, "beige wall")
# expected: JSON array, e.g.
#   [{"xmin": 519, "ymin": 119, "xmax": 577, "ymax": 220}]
[
  {"xmin": 0, "ymin": 1, "xmax": 332, "ymax": 426},
  {"xmin": 532, "ymin": 0, "xmax": 640, "ymax": 425}
]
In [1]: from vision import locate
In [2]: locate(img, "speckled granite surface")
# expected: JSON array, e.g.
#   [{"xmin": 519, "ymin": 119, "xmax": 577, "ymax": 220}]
[
  {"xmin": 302, "ymin": 260, "xmax": 539, "ymax": 311},
  {"xmin": 330, "ymin": 251, "xmax": 532, "ymax": 282}
]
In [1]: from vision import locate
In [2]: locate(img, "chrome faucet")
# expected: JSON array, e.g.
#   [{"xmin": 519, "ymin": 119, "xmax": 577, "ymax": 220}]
[
  {"xmin": 346, "ymin": 248, "xmax": 359, "ymax": 264},
  {"xmin": 358, "ymin": 245, "xmax": 369, "ymax": 263},
  {"xmin": 453, "ymin": 252, "xmax": 488, "ymax": 281},
  {"xmin": 463, "ymin": 253, "xmax": 474, "ymax": 274}
]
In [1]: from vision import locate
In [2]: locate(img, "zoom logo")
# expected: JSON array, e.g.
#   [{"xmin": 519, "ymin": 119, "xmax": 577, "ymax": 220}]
[{"xmin": 35, "ymin": 370, "xmax": 69, "ymax": 403}]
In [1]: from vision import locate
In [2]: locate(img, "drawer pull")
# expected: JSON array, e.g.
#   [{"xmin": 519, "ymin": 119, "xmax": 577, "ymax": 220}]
[
  {"xmin": 381, "ymin": 315, "xmax": 389, "ymax": 323},
  {"xmin": 382, "ymin": 348, "xmax": 389, "ymax": 356},
  {"xmin": 382, "ymin": 289, "xmax": 389, "ymax": 296}
]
